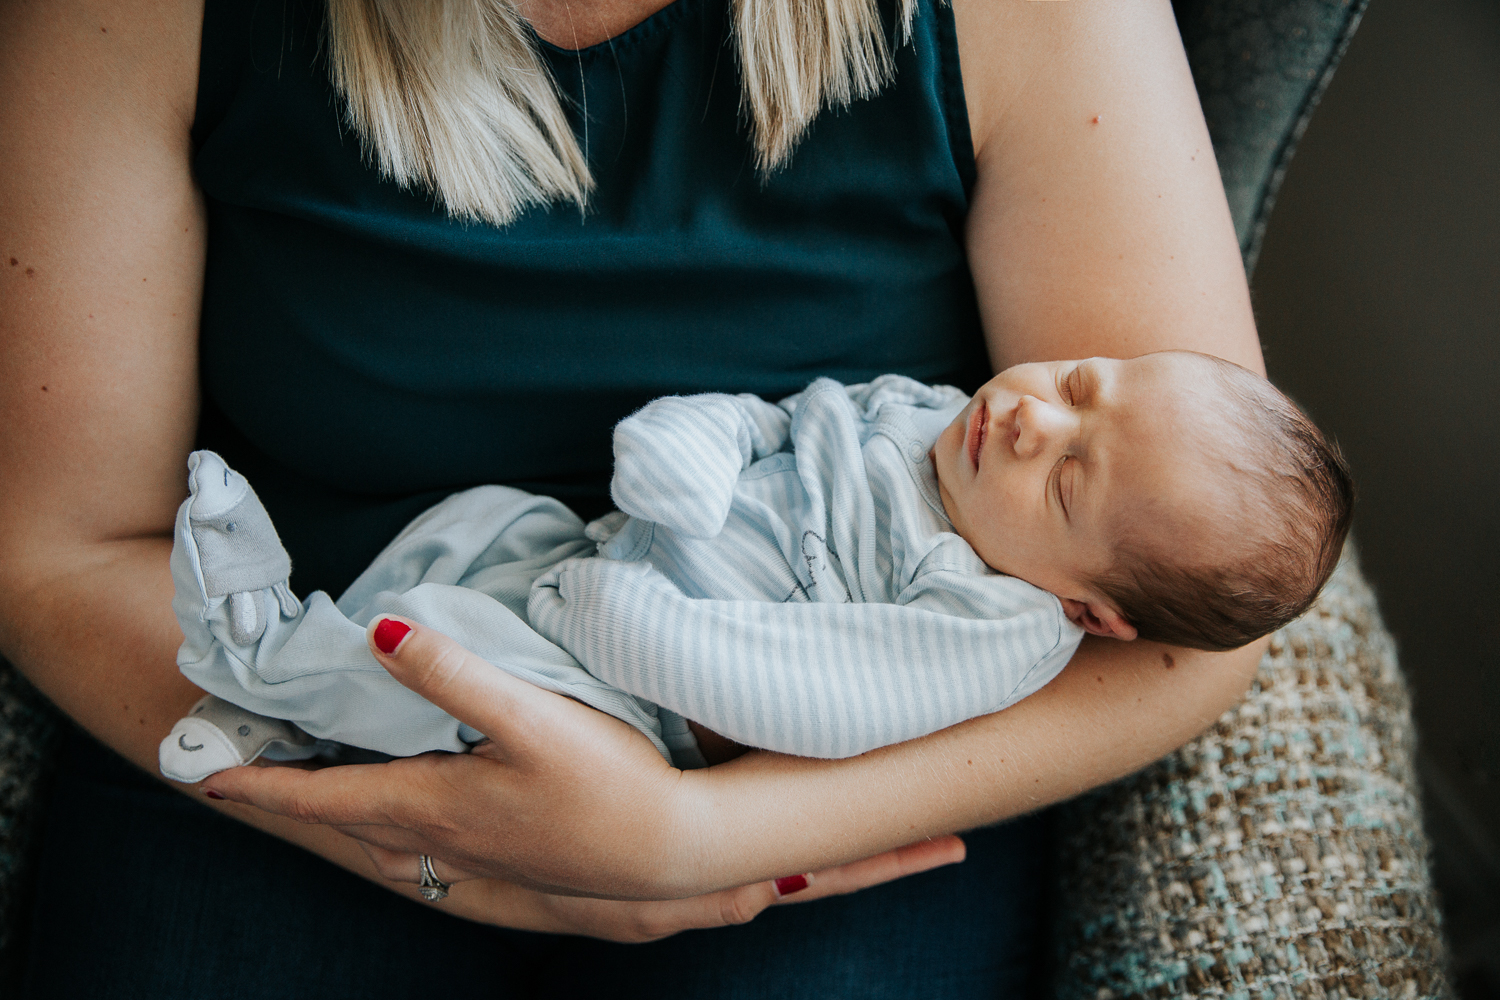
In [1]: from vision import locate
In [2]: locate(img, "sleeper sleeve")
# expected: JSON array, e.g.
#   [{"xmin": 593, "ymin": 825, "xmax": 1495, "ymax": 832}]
[
  {"xmin": 527, "ymin": 557, "xmax": 1083, "ymax": 759},
  {"xmin": 610, "ymin": 393, "xmax": 792, "ymax": 539}
]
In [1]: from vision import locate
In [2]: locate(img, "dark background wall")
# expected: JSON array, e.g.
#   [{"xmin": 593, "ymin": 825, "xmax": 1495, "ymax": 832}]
[{"xmin": 1249, "ymin": 0, "xmax": 1499, "ymax": 993}]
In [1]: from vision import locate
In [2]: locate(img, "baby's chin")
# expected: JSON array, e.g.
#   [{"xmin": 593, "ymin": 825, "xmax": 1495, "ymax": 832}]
[{"xmin": 930, "ymin": 448, "xmax": 962, "ymax": 529}]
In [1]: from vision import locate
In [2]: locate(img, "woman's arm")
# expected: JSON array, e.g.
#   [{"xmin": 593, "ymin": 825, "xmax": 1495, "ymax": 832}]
[
  {"xmin": 0, "ymin": 0, "xmax": 390, "ymax": 882},
  {"xmin": 957, "ymin": 0, "xmax": 1262, "ymax": 374},
  {"xmin": 0, "ymin": 0, "xmax": 207, "ymax": 756}
]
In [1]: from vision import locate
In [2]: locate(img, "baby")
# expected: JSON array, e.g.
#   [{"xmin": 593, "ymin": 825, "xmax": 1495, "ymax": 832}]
[{"xmin": 159, "ymin": 351, "xmax": 1352, "ymax": 782}]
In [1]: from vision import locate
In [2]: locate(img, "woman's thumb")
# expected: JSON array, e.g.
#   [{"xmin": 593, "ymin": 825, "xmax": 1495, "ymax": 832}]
[
  {"xmin": 364, "ymin": 615, "xmax": 538, "ymax": 742},
  {"xmin": 372, "ymin": 616, "xmax": 414, "ymax": 656}
]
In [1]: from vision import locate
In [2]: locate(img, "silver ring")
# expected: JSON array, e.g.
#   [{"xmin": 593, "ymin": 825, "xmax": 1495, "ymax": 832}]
[{"xmin": 418, "ymin": 854, "xmax": 451, "ymax": 901}]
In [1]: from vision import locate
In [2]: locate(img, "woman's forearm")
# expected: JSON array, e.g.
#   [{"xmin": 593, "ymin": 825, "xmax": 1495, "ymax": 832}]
[
  {"xmin": 0, "ymin": 536, "xmax": 432, "ymax": 893},
  {"xmin": 673, "ymin": 634, "xmax": 1262, "ymax": 892},
  {"xmin": 0, "ymin": 538, "xmax": 198, "ymax": 766}
]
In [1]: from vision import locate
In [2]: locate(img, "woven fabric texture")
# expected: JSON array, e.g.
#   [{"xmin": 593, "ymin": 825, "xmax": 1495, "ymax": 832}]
[{"xmin": 1052, "ymin": 548, "xmax": 1453, "ymax": 999}]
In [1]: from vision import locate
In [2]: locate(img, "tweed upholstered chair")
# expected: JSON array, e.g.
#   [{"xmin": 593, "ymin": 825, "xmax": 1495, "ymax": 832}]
[{"xmin": 0, "ymin": 0, "xmax": 1454, "ymax": 995}]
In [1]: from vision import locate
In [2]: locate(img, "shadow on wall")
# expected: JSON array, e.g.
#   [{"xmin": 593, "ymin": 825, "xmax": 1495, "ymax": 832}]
[{"xmin": 1249, "ymin": 0, "xmax": 1500, "ymax": 994}]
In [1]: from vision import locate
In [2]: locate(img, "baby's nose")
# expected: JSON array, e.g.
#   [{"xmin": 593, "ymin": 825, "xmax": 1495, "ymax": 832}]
[{"xmin": 1012, "ymin": 396, "xmax": 1070, "ymax": 458}]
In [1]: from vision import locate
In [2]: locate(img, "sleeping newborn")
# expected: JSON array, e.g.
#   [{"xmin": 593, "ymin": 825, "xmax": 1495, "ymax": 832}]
[{"xmin": 159, "ymin": 351, "xmax": 1352, "ymax": 782}]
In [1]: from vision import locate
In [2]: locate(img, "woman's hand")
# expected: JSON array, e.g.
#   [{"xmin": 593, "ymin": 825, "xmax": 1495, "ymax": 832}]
[
  {"xmin": 204, "ymin": 616, "xmax": 966, "ymax": 908},
  {"xmin": 207, "ymin": 614, "xmax": 691, "ymax": 896},
  {"xmin": 363, "ymin": 834, "xmax": 965, "ymax": 943}
]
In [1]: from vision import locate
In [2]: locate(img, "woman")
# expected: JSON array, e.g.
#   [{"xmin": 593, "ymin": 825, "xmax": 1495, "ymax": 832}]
[{"xmin": 0, "ymin": 0, "xmax": 1265, "ymax": 993}]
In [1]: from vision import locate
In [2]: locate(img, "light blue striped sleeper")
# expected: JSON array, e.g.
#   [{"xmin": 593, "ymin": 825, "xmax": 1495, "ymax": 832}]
[
  {"xmin": 169, "ymin": 377, "xmax": 1081, "ymax": 770},
  {"xmin": 528, "ymin": 375, "xmax": 1083, "ymax": 760}
]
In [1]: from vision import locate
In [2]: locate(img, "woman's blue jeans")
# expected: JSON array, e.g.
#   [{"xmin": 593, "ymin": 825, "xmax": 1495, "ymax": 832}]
[{"xmin": 21, "ymin": 732, "xmax": 1052, "ymax": 999}]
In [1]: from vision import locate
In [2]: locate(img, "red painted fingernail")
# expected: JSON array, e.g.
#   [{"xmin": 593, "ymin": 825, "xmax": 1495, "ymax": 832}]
[
  {"xmin": 774, "ymin": 874, "xmax": 809, "ymax": 896},
  {"xmin": 204, "ymin": 789, "xmax": 225, "ymax": 800},
  {"xmin": 373, "ymin": 618, "xmax": 412, "ymax": 654}
]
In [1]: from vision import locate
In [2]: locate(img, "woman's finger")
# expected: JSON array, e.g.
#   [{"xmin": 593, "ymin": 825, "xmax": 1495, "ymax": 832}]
[
  {"xmin": 775, "ymin": 834, "xmax": 967, "ymax": 905},
  {"xmin": 677, "ymin": 835, "xmax": 966, "ymax": 932},
  {"xmin": 365, "ymin": 615, "xmax": 639, "ymax": 756},
  {"xmin": 204, "ymin": 751, "xmax": 458, "ymax": 827},
  {"xmin": 540, "ymin": 835, "xmax": 968, "ymax": 942},
  {"xmin": 331, "ymin": 822, "xmax": 437, "ymax": 857},
  {"xmin": 355, "ymin": 841, "xmax": 475, "ymax": 888},
  {"xmin": 541, "ymin": 880, "xmax": 780, "ymax": 941}
]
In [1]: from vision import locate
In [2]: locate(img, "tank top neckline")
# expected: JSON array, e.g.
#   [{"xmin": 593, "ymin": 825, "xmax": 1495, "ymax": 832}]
[{"xmin": 531, "ymin": 0, "xmax": 706, "ymax": 59}]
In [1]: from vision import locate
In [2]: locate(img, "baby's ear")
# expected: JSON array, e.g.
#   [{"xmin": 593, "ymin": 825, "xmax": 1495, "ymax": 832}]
[{"xmin": 1060, "ymin": 598, "xmax": 1139, "ymax": 642}]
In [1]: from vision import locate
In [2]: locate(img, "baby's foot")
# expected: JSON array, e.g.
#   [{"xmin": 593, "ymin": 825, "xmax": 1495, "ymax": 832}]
[
  {"xmin": 159, "ymin": 695, "xmax": 319, "ymax": 783},
  {"xmin": 183, "ymin": 450, "xmax": 301, "ymax": 645}
]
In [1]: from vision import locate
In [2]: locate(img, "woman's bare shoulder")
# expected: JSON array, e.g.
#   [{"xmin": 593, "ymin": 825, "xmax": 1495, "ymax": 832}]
[
  {"xmin": 946, "ymin": 0, "xmax": 1261, "ymax": 373},
  {"xmin": 947, "ymin": 0, "xmax": 1192, "ymax": 160},
  {"xmin": 0, "ymin": 0, "xmax": 203, "ymax": 129},
  {"xmin": 1, "ymin": 0, "xmax": 207, "ymax": 553}
]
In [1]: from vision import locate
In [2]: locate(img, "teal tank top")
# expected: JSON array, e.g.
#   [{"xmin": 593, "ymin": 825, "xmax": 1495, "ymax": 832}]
[{"xmin": 192, "ymin": 0, "xmax": 985, "ymax": 596}]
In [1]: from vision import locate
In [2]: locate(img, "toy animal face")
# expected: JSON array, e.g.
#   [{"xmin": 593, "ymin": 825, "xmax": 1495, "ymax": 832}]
[{"xmin": 186, "ymin": 452, "xmax": 292, "ymax": 598}]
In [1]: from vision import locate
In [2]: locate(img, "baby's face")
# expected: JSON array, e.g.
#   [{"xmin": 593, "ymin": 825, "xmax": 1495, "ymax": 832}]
[{"xmin": 931, "ymin": 353, "xmax": 1230, "ymax": 638}]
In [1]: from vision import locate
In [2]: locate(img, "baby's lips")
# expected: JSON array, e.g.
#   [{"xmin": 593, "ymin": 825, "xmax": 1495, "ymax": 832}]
[{"xmin": 969, "ymin": 401, "xmax": 989, "ymax": 471}]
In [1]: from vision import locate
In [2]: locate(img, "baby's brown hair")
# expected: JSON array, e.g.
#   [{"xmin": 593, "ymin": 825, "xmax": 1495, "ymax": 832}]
[{"xmin": 1094, "ymin": 354, "xmax": 1354, "ymax": 652}]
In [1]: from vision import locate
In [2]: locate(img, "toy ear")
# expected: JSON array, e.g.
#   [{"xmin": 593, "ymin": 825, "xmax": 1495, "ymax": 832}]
[{"xmin": 1060, "ymin": 598, "xmax": 1139, "ymax": 641}]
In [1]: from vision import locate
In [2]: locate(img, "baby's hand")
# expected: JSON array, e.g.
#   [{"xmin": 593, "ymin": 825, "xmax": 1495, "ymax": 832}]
[{"xmin": 611, "ymin": 395, "xmax": 749, "ymax": 538}]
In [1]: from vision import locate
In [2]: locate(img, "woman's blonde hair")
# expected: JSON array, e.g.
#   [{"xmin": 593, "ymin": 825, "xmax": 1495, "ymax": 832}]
[{"xmin": 326, "ymin": 0, "xmax": 917, "ymax": 226}]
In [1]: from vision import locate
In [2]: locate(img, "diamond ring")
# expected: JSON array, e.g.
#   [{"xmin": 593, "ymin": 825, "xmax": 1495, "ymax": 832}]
[{"xmin": 418, "ymin": 854, "xmax": 451, "ymax": 901}]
